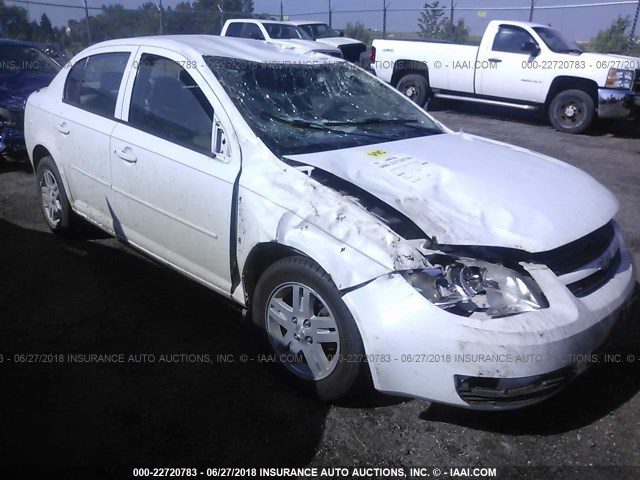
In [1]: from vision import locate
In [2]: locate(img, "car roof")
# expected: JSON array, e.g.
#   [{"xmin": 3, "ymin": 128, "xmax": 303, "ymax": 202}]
[
  {"xmin": 82, "ymin": 35, "xmax": 339, "ymax": 63},
  {"xmin": 227, "ymin": 18, "xmax": 297, "ymax": 26},
  {"xmin": 0, "ymin": 38, "xmax": 37, "ymax": 47}
]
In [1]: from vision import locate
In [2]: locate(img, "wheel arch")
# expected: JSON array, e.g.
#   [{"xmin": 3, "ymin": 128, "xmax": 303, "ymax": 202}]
[
  {"xmin": 241, "ymin": 242, "xmax": 308, "ymax": 309},
  {"xmin": 32, "ymin": 144, "xmax": 52, "ymax": 173},
  {"xmin": 390, "ymin": 59, "xmax": 430, "ymax": 87},
  {"xmin": 544, "ymin": 76, "xmax": 598, "ymax": 108}
]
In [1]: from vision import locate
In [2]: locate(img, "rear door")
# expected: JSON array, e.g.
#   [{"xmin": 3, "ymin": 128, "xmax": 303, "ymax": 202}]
[
  {"xmin": 109, "ymin": 48, "xmax": 240, "ymax": 293},
  {"xmin": 57, "ymin": 47, "xmax": 136, "ymax": 227}
]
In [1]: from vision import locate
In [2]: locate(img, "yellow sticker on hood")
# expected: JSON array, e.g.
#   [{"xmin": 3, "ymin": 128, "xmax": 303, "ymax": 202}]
[{"xmin": 366, "ymin": 149, "xmax": 388, "ymax": 157}]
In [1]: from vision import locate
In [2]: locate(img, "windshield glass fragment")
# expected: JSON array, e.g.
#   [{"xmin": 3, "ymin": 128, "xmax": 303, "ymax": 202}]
[{"xmin": 206, "ymin": 57, "xmax": 442, "ymax": 156}]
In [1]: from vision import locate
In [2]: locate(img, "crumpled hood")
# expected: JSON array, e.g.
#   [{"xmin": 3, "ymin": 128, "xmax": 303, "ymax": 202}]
[
  {"xmin": 285, "ymin": 132, "xmax": 618, "ymax": 253},
  {"xmin": 0, "ymin": 72, "xmax": 55, "ymax": 111}
]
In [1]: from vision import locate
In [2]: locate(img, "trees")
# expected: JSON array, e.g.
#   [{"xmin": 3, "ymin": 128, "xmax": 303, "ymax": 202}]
[
  {"xmin": 418, "ymin": 1, "xmax": 446, "ymax": 39},
  {"xmin": 344, "ymin": 21, "xmax": 372, "ymax": 45},
  {"xmin": 589, "ymin": 16, "xmax": 631, "ymax": 54},
  {"xmin": 417, "ymin": 1, "xmax": 469, "ymax": 43}
]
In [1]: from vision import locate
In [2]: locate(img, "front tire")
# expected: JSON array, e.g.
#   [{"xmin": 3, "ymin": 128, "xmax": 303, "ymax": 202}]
[
  {"xmin": 252, "ymin": 256, "xmax": 367, "ymax": 401},
  {"xmin": 396, "ymin": 73, "xmax": 430, "ymax": 107},
  {"xmin": 548, "ymin": 89, "xmax": 594, "ymax": 134},
  {"xmin": 36, "ymin": 156, "xmax": 75, "ymax": 234}
]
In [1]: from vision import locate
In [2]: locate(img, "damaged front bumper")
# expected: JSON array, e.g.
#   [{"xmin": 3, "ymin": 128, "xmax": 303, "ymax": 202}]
[{"xmin": 342, "ymin": 241, "xmax": 637, "ymax": 410}]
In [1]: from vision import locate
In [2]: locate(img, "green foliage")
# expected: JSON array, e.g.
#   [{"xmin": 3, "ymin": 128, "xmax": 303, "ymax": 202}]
[
  {"xmin": 418, "ymin": 1, "xmax": 446, "ymax": 39},
  {"xmin": 344, "ymin": 21, "xmax": 372, "ymax": 46},
  {"xmin": 417, "ymin": 1, "xmax": 469, "ymax": 43},
  {"xmin": 589, "ymin": 16, "xmax": 631, "ymax": 54}
]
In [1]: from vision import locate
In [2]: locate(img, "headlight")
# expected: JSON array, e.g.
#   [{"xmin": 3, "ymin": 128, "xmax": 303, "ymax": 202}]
[
  {"xmin": 605, "ymin": 68, "xmax": 634, "ymax": 89},
  {"xmin": 402, "ymin": 257, "xmax": 548, "ymax": 318}
]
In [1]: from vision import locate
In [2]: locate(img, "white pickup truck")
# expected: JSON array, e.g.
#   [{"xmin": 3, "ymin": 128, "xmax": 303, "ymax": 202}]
[
  {"xmin": 221, "ymin": 19, "xmax": 343, "ymax": 59},
  {"xmin": 371, "ymin": 20, "xmax": 640, "ymax": 133}
]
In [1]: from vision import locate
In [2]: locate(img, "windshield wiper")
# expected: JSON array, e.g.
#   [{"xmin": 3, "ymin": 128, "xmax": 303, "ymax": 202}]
[
  {"xmin": 323, "ymin": 117, "xmax": 442, "ymax": 134},
  {"xmin": 261, "ymin": 112, "xmax": 390, "ymax": 140},
  {"xmin": 557, "ymin": 48, "xmax": 582, "ymax": 54}
]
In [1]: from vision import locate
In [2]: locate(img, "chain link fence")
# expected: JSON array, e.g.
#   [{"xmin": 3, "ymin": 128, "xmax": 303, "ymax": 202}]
[{"xmin": 2, "ymin": 0, "xmax": 640, "ymax": 56}]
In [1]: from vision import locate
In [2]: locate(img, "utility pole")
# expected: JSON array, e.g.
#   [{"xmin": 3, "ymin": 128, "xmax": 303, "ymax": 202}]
[
  {"xmin": 382, "ymin": 0, "xmax": 388, "ymax": 39},
  {"xmin": 156, "ymin": 0, "xmax": 164, "ymax": 35},
  {"xmin": 529, "ymin": 0, "xmax": 535, "ymax": 22},
  {"xmin": 82, "ymin": 0, "xmax": 92, "ymax": 45},
  {"xmin": 280, "ymin": 1, "xmax": 284, "ymax": 21},
  {"xmin": 328, "ymin": 0, "xmax": 332, "ymax": 28},
  {"xmin": 218, "ymin": 0, "xmax": 225, "ymax": 33},
  {"xmin": 628, "ymin": 0, "xmax": 640, "ymax": 54}
]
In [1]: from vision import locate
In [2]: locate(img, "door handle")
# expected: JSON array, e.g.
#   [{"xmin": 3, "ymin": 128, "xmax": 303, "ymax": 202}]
[
  {"xmin": 488, "ymin": 58, "xmax": 502, "ymax": 63},
  {"xmin": 56, "ymin": 122, "xmax": 70, "ymax": 135},
  {"xmin": 115, "ymin": 147, "xmax": 137, "ymax": 163}
]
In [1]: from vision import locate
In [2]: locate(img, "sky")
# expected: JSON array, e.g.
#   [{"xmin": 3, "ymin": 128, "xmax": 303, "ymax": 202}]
[{"xmin": 9, "ymin": 0, "xmax": 640, "ymax": 42}]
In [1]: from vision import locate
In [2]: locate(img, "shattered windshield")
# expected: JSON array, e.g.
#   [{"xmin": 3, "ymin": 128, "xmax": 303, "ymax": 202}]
[{"xmin": 206, "ymin": 57, "xmax": 442, "ymax": 156}]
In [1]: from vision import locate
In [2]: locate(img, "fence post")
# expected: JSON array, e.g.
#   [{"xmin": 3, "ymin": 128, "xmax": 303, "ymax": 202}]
[
  {"xmin": 628, "ymin": 0, "xmax": 640, "ymax": 54},
  {"xmin": 529, "ymin": 0, "xmax": 535, "ymax": 22},
  {"xmin": 82, "ymin": 0, "xmax": 92, "ymax": 45},
  {"xmin": 450, "ymin": 0, "xmax": 454, "ymax": 38},
  {"xmin": 382, "ymin": 0, "xmax": 387, "ymax": 39}
]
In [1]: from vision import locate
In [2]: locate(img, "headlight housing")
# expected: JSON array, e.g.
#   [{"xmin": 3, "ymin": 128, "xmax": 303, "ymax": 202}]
[
  {"xmin": 605, "ymin": 68, "xmax": 634, "ymax": 89},
  {"xmin": 402, "ymin": 257, "xmax": 548, "ymax": 318}
]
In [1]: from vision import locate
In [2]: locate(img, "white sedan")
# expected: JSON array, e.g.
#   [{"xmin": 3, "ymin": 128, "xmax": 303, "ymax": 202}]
[{"xmin": 25, "ymin": 35, "xmax": 637, "ymax": 409}]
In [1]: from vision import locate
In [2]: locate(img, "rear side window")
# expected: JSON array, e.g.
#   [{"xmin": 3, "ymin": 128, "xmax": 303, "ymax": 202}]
[
  {"xmin": 492, "ymin": 26, "xmax": 536, "ymax": 54},
  {"xmin": 63, "ymin": 52, "xmax": 130, "ymax": 117},
  {"xmin": 128, "ymin": 54, "xmax": 213, "ymax": 153},
  {"xmin": 225, "ymin": 22, "xmax": 243, "ymax": 37}
]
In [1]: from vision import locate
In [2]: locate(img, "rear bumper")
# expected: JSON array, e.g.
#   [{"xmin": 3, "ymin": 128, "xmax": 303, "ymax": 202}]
[
  {"xmin": 597, "ymin": 88, "xmax": 638, "ymax": 119},
  {"xmin": 343, "ymin": 238, "xmax": 637, "ymax": 410}
]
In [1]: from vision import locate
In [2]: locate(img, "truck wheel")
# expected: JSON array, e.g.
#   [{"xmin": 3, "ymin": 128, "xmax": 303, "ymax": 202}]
[
  {"xmin": 252, "ymin": 256, "xmax": 368, "ymax": 401},
  {"xmin": 36, "ymin": 156, "xmax": 76, "ymax": 235},
  {"xmin": 397, "ymin": 74, "xmax": 430, "ymax": 107},
  {"xmin": 548, "ymin": 89, "xmax": 594, "ymax": 134}
]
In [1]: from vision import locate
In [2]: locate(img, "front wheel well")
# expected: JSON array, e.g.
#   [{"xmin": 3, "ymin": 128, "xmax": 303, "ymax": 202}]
[
  {"xmin": 545, "ymin": 77, "xmax": 598, "ymax": 108},
  {"xmin": 32, "ymin": 145, "xmax": 52, "ymax": 172},
  {"xmin": 241, "ymin": 242, "xmax": 308, "ymax": 308}
]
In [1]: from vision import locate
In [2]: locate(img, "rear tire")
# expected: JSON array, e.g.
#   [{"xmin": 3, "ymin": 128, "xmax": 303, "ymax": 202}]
[
  {"xmin": 396, "ymin": 73, "xmax": 430, "ymax": 107},
  {"xmin": 252, "ymin": 256, "xmax": 368, "ymax": 401},
  {"xmin": 36, "ymin": 156, "xmax": 76, "ymax": 235},
  {"xmin": 548, "ymin": 89, "xmax": 594, "ymax": 134}
]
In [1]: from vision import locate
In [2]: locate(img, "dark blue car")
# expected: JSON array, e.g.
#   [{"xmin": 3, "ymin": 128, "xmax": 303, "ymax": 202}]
[{"xmin": 0, "ymin": 39, "xmax": 61, "ymax": 159}]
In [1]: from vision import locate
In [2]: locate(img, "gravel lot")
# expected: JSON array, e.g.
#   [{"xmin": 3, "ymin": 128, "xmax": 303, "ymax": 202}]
[{"xmin": 1, "ymin": 107, "xmax": 639, "ymax": 476}]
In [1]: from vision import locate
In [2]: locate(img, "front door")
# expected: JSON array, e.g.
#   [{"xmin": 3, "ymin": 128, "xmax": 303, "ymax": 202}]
[{"xmin": 109, "ymin": 49, "xmax": 240, "ymax": 293}]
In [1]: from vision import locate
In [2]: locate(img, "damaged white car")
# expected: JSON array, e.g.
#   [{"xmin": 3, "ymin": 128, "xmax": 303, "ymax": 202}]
[{"xmin": 25, "ymin": 36, "xmax": 637, "ymax": 409}]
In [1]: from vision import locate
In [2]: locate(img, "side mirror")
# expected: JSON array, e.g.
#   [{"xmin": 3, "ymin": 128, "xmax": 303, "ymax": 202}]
[
  {"xmin": 339, "ymin": 31, "xmax": 344, "ymax": 37},
  {"xmin": 522, "ymin": 41, "xmax": 540, "ymax": 56}
]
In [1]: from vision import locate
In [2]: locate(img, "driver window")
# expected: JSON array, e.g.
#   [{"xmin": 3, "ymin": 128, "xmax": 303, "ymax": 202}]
[
  {"xmin": 128, "ymin": 54, "xmax": 214, "ymax": 153},
  {"xmin": 492, "ymin": 26, "xmax": 536, "ymax": 54}
]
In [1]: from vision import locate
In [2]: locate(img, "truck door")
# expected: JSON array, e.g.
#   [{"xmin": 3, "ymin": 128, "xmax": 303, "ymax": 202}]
[{"xmin": 477, "ymin": 24, "xmax": 547, "ymax": 103}]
